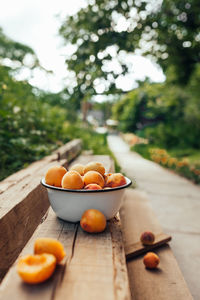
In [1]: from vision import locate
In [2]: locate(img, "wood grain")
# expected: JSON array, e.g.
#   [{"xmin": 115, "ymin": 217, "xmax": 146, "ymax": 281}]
[
  {"xmin": 0, "ymin": 155, "xmax": 130, "ymax": 300},
  {"xmin": 120, "ymin": 189, "xmax": 193, "ymax": 300},
  {"xmin": 0, "ymin": 139, "xmax": 82, "ymax": 281}
]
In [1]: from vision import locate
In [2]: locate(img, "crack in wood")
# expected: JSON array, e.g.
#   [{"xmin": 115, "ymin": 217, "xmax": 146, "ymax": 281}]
[{"xmin": 51, "ymin": 223, "xmax": 79, "ymax": 300}]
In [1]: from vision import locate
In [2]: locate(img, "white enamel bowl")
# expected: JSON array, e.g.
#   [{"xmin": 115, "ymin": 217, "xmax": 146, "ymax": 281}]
[{"xmin": 41, "ymin": 177, "xmax": 132, "ymax": 222}]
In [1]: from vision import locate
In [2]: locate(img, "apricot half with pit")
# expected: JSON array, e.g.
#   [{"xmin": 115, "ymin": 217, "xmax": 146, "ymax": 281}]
[
  {"xmin": 80, "ymin": 209, "xmax": 106, "ymax": 233},
  {"xmin": 45, "ymin": 166, "xmax": 67, "ymax": 187},
  {"xmin": 84, "ymin": 162, "xmax": 105, "ymax": 176},
  {"xmin": 62, "ymin": 170, "xmax": 84, "ymax": 189},
  {"xmin": 143, "ymin": 252, "xmax": 160, "ymax": 269},
  {"xmin": 34, "ymin": 238, "xmax": 66, "ymax": 263},
  {"xmin": 17, "ymin": 253, "xmax": 56, "ymax": 284}
]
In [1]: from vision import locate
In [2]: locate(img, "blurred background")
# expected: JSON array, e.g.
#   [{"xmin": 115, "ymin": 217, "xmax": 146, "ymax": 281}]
[{"xmin": 0, "ymin": 0, "xmax": 199, "ymax": 183}]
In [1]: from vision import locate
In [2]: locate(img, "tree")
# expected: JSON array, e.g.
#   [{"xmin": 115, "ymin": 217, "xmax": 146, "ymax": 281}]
[
  {"xmin": 0, "ymin": 29, "xmax": 70, "ymax": 180},
  {"xmin": 142, "ymin": 0, "xmax": 200, "ymax": 85},
  {"xmin": 59, "ymin": 0, "xmax": 200, "ymax": 108},
  {"xmin": 0, "ymin": 27, "xmax": 40, "ymax": 72}
]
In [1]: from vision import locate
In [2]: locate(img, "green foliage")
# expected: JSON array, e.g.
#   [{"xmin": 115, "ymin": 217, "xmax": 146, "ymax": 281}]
[
  {"xmin": 62, "ymin": 123, "xmax": 121, "ymax": 172},
  {"xmin": 0, "ymin": 27, "xmax": 39, "ymax": 70},
  {"xmin": 0, "ymin": 65, "xmax": 70, "ymax": 180},
  {"xmin": 132, "ymin": 144, "xmax": 200, "ymax": 184},
  {"xmin": 113, "ymin": 80, "xmax": 200, "ymax": 149},
  {"xmin": 143, "ymin": 0, "xmax": 200, "ymax": 85},
  {"xmin": 59, "ymin": 0, "xmax": 200, "ymax": 110}
]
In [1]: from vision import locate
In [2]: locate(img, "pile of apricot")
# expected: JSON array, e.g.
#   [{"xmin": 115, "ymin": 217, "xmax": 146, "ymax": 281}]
[
  {"xmin": 17, "ymin": 238, "xmax": 66, "ymax": 284},
  {"xmin": 45, "ymin": 161, "xmax": 127, "ymax": 190}
]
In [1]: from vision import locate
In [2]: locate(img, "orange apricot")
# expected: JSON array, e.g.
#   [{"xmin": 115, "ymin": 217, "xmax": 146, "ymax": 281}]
[
  {"xmin": 45, "ymin": 166, "xmax": 67, "ymax": 187},
  {"xmin": 83, "ymin": 171, "xmax": 105, "ymax": 188},
  {"xmin": 84, "ymin": 183, "xmax": 102, "ymax": 190},
  {"xmin": 62, "ymin": 170, "xmax": 84, "ymax": 189},
  {"xmin": 34, "ymin": 238, "xmax": 66, "ymax": 263},
  {"xmin": 84, "ymin": 162, "xmax": 105, "ymax": 176},
  {"xmin": 140, "ymin": 231, "xmax": 155, "ymax": 245},
  {"xmin": 17, "ymin": 254, "xmax": 56, "ymax": 284},
  {"xmin": 80, "ymin": 209, "xmax": 106, "ymax": 233},
  {"xmin": 70, "ymin": 163, "xmax": 85, "ymax": 176},
  {"xmin": 106, "ymin": 173, "xmax": 126, "ymax": 188},
  {"xmin": 143, "ymin": 252, "xmax": 160, "ymax": 269}
]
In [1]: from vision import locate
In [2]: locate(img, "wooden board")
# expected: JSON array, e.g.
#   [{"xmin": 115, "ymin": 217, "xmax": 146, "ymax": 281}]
[
  {"xmin": 0, "ymin": 155, "xmax": 131, "ymax": 300},
  {"xmin": 120, "ymin": 189, "xmax": 193, "ymax": 300},
  {"xmin": 125, "ymin": 233, "xmax": 171, "ymax": 260},
  {"xmin": 0, "ymin": 139, "xmax": 82, "ymax": 281}
]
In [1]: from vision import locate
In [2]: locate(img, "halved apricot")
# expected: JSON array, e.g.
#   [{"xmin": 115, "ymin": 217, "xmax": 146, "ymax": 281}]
[
  {"xmin": 34, "ymin": 238, "xmax": 66, "ymax": 263},
  {"xmin": 45, "ymin": 166, "xmax": 67, "ymax": 187},
  {"xmin": 17, "ymin": 254, "xmax": 56, "ymax": 284}
]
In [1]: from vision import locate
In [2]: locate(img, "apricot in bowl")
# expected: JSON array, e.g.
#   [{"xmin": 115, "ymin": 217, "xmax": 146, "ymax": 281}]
[{"xmin": 41, "ymin": 175, "xmax": 132, "ymax": 222}]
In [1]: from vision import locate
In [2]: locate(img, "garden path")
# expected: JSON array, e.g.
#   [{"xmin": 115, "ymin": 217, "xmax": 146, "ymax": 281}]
[{"xmin": 107, "ymin": 134, "xmax": 200, "ymax": 300}]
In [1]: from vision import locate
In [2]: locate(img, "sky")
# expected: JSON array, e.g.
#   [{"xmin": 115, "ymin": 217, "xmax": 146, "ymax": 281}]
[{"xmin": 0, "ymin": 0, "xmax": 165, "ymax": 93}]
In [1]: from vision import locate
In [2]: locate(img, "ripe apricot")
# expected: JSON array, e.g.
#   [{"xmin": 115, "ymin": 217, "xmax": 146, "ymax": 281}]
[
  {"xmin": 45, "ymin": 166, "xmax": 67, "ymax": 187},
  {"xmin": 34, "ymin": 238, "xmax": 66, "ymax": 263},
  {"xmin": 106, "ymin": 173, "xmax": 126, "ymax": 188},
  {"xmin": 140, "ymin": 231, "xmax": 155, "ymax": 245},
  {"xmin": 62, "ymin": 170, "xmax": 84, "ymax": 189},
  {"xmin": 83, "ymin": 171, "xmax": 105, "ymax": 188},
  {"xmin": 84, "ymin": 183, "xmax": 102, "ymax": 190},
  {"xmin": 143, "ymin": 252, "xmax": 160, "ymax": 269},
  {"xmin": 84, "ymin": 162, "xmax": 105, "ymax": 176},
  {"xmin": 80, "ymin": 209, "xmax": 106, "ymax": 233},
  {"xmin": 17, "ymin": 254, "xmax": 56, "ymax": 284},
  {"xmin": 70, "ymin": 163, "xmax": 85, "ymax": 176}
]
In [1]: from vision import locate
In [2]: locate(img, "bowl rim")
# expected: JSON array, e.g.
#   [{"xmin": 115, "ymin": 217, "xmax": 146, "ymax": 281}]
[{"xmin": 41, "ymin": 176, "xmax": 132, "ymax": 193}]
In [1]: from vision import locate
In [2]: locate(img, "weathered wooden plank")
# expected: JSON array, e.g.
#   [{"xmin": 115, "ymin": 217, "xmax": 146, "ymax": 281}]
[
  {"xmin": 0, "ymin": 139, "xmax": 82, "ymax": 195},
  {"xmin": 0, "ymin": 209, "xmax": 77, "ymax": 300},
  {"xmin": 0, "ymin": 155, "xmax": 131, "ymax": 300},
  {"xmin": 120, "ymin": 189, "xmax": 193, "ymax": 300},
  {"xmin": 0, "ymin": 140, "xmax": 82, "ymax": 281}
]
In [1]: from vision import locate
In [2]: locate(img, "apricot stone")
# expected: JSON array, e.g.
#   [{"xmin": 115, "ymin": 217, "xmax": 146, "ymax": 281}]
[
  {"xmin": 140, "ymin": 231, "xmax": 155, "ymax": 245},
  {"xmin": 80, "ymin": 209, "xmax": 106, "ymax": 233},
  {"xmin": 17, "ymin": 253, "xmax": 56, "ymax": 284},
  {"xmin": 45, "ymin": 166, "xmax": 67, "ymax": 187},
  {"xmin": 106, "ymin": 173, "xmax": 126, "ymax": 188},
  {"xmin": 70, "ymin": 163, "xmax": 85, "ymax": 176},
  {"xmin": 143, "ymin": 252, "xmax": 160, "ymax": 269},
  {"xmin": 84, "ymin": 161, "xmax": 105, "ymax": 176},
  {"xmin": 34, "ymin": 238, "xmax": 66, "ymax": 263},
  {"xmin": 62, "ymin": 170, "xmax": 84, "ymax": 189},
  {"xmin": 83, "ymin": 170, "xmax": 105, "ymax": 188},
  {"xmin": 84, "ymin": 183, "xmax": 102, "ymax": 190}
]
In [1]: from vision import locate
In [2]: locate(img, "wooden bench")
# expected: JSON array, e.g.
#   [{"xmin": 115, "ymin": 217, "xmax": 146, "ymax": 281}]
[{"xmin": 0, "ymin": 140, "xmax": 193, "ymax": 299}]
